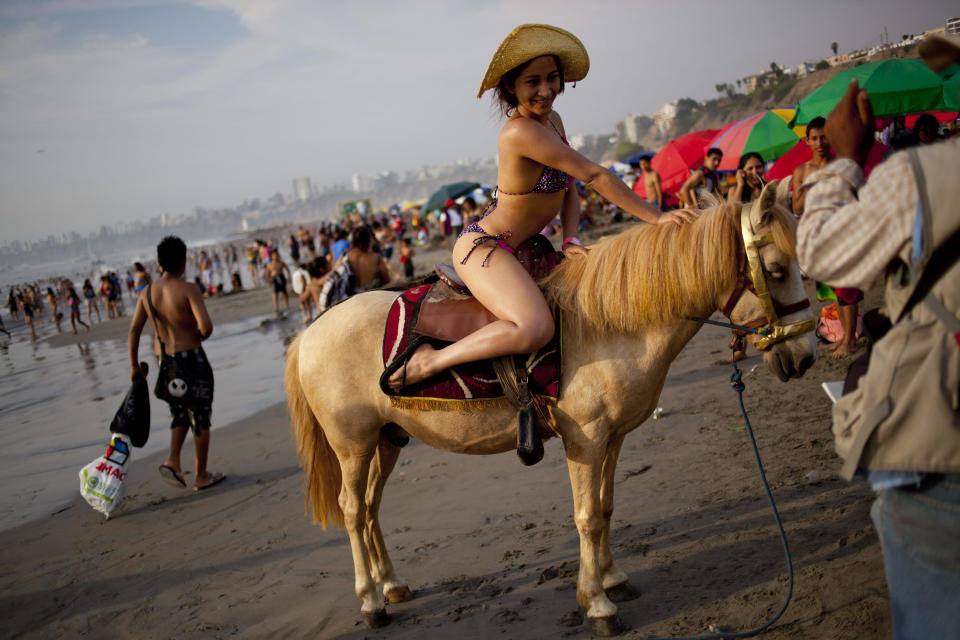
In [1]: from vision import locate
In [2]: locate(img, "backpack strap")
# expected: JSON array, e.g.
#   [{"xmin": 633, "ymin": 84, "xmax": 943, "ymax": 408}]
[
  {"xmin": 896, "ymin": 148, "xmax": 960, "ymax": 325},
  {"xmin": 143, "ymin": 283, "xmax": 168, "ymax": 357},
  {"xmin": 894, "ymin": 226, "xmax": 960, "ymax": 324}
]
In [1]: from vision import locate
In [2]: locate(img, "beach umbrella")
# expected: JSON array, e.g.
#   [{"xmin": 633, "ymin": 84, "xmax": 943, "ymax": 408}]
[
  {"xmin": 633, "ymin": 128, "xmax": 720, "ymax": 199},
  {"xmin": 792, "ymin": 58, "xmax": 948, "ymax": 125},
  {"xmin": 941, "ymin": 73, "xmax": 960, "ymax": 110},
  {"xmin": 705, "ymin": 109, "xmax": 803, "ymax": 171},
  {"xmin": 764, "ymin": 139, "xmax": 890, "ymax": 183},
  {"xmin": 875, "ymin": 110, "xmax": 959, "ymax": 129},
  {"xmin": 622, "ymin": 151, "xmax": 655, "ymax": 167},
  {"xmin": 422, "ymin": 181, "xmax": 480, "ymax": 212}
]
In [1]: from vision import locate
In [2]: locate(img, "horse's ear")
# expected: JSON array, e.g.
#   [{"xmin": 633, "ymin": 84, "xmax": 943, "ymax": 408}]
[
  {"xmin": 775, "ymin": 176, "xmax": 791, "ymax": 209},
  {"xmin": 750, "ymin": 180, "xmax": 779, "ymax": 229}
]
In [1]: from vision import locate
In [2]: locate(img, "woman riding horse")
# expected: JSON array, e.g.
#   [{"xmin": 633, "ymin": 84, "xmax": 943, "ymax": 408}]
[{"xmin": 387, "ymin": 24, "xmax": 696, "ymax": 393}]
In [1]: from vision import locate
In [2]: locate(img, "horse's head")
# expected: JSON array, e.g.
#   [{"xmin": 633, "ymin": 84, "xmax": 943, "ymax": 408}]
[{"xmin": 720, "ymin": 182, "xmax": 817, "ymax": 381}]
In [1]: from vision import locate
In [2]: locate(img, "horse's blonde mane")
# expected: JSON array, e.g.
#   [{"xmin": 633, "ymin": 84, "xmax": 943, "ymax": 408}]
[{"xmin": 542, "ymin": 201, "xmax": 797, "ymax": 334}]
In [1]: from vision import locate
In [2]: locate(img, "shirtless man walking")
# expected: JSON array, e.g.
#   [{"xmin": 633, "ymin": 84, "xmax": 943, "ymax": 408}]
[
  {"xmin": 638, "ymin": 156, "xmax": 663, "ymax": 211},
  {"xmin": 265, "ymin": 248, "xmax": 291, "ymax": 314},
  {"xmin": 128, "ymin": 236, "xmax": 225, "ymax": 491}
]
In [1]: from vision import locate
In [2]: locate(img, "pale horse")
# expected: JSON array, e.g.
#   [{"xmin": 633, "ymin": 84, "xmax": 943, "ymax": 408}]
[{"xmin": 285, "ymin": 183, "xmax": 817, "ymax": 636}]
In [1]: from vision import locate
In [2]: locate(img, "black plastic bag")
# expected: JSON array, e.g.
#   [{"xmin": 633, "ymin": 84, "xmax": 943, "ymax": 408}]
[{"xmin": 110, "ymin": 362, "xmax": 151, "ymax": 447}]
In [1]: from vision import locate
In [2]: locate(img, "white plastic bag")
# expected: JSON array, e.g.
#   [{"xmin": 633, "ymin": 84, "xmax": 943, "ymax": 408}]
[{"xmin": 79, "ymin": 433, "xmax": 132, "ymax": 518}]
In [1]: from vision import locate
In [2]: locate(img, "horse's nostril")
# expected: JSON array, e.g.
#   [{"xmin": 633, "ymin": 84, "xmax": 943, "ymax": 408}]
[{"xmin": 800, "ymin": 354, "xmax": 815, "ymax": 370}]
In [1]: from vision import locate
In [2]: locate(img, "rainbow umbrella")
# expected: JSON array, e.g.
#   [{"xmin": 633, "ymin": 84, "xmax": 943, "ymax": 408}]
[
  {"xmin": 792, "ymin": 58, "xmax": 947, "ymax": 125},
  {"xmin": 633, "ymin": 128, "xmax": 720, "ymax": 199},
  {"xmin": 705, "ymin": 109, "xmax": 802, "ymax": 171}
]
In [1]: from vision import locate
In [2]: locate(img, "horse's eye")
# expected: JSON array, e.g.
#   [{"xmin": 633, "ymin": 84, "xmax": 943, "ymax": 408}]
[{"xmin": 767, "ymin": 265, "xmax": 785, "ymax": 280}]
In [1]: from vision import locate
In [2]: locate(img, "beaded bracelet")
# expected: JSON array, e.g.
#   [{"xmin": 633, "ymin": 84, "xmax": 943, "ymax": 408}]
[{"xmin": 562, "ymin": 236, "xmax": 583, "ymax": 250}]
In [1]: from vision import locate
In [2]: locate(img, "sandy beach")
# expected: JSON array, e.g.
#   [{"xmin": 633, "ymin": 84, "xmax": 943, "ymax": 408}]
[{"xmin": 0, "ymin": 229, "xmax": 890, "ymax": 639}]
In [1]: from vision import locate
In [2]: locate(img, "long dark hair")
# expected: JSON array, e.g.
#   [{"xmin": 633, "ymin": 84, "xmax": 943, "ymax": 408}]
[
  {"xmin": 493, "ymin": 55, "xmax": 565, "ymax": 118},
  {"xmin": 738, "ymin": 152, "xmax": 764, "ymax": 171}
]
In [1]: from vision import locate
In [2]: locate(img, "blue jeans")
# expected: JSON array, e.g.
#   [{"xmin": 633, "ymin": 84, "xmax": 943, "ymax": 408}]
[{"xmin": 870, "ymin": 474, "xmax": 960, "ymax": 639}]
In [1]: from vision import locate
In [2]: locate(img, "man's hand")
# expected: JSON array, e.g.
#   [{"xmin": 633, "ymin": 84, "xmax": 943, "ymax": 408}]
[{"xmin": 824, "ymin": 79, "xmax": 875, "ymax": 168}]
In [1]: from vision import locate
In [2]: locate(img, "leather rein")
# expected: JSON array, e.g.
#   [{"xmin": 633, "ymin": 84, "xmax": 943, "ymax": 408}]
[{"xmin": 695, "ymin": 204, "xmax": 816, "ymax": 352}]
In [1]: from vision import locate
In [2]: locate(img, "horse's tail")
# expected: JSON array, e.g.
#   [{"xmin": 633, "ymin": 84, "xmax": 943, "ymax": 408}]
[{"xmin": 285, "ymin": 332, "xmax": 344, "ymax": 529}]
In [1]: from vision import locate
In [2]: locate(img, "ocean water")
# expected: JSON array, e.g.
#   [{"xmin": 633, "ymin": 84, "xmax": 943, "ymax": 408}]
[
  {"xmin": 0, "ymin": 310, "xmax": 301, "ymax": 531},
  {"xmin": 1, "ymin": 236, "xmax": 260, "ymax": 292}
]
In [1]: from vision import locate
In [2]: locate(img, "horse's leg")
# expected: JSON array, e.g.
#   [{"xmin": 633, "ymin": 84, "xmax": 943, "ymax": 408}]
[
  {"xmin": 599, "ymin": 435, "xmax": 640, "ymax": 602},
  {"xmin": 363, "ymin": 438, "xmax": 412, "ymax": 604},
  {"xmin": 338, "ymin": 451, "xmax": 389, "ymax": 627},
  {"xmin": 565, "ymin": 437, "xmax": 624, "ymax": 637}
]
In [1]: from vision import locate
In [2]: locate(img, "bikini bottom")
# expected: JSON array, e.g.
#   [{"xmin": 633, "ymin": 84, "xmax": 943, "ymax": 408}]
[{"xmin": 458, "ymin": 201, "xmax": 515, "ymax": 268}]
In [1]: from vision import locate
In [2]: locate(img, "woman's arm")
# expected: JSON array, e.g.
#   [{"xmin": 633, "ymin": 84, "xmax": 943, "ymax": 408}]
[
  {"xmin": 502, "ymin": 117, "xmax": 695, "ymax": 226},
  {"xmin": 560, "ymin": 185, "xmax": 580, "ymax": 240}
]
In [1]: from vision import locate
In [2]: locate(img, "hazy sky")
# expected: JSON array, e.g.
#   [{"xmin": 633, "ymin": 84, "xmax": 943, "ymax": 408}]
[{"xmin": 1, "ymin": 0, "xmax": 955, "ymax": 241}]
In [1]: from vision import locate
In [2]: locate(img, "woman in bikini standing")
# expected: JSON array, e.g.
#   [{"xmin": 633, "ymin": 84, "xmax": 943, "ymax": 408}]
[
  {"xmin": 389, "ymin": 24, "xmax": 695, "ymax": 391},
  {"xmin": 82, "ymin": 278, "xmax": 101, "ymax": 323},
  {"xmin": 46, "ymin": 287, "xmax": 62, "ymax": 333}
]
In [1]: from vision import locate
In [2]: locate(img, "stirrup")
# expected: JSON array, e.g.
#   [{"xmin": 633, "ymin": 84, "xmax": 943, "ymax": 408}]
[
  {"xmin": 492, "ymin": 356, "xmax": 544, "ymax": 466},
  {"xmin": 516, "ymin": 404, "xmax": 544, "ymax": 466}
]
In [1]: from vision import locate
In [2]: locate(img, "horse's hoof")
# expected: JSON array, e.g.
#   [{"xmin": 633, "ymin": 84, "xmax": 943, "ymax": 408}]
[
  {"xmin": 605, "ymin": 581, "xmax": 640, "ymax": 602},
  {"xmin": 589, "ymin": 613, "xmax": 625, "ymax": 637},
  {"xmin": 362, "ymin": 609, "xmax": 390, "ymax": 628},
  {"xmin": 385, "ymin": 585, "xmax": 413, "ymax": 603}
]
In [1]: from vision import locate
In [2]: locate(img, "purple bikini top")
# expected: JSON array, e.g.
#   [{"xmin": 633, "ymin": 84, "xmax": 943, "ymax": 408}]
[{"xmin": 497, "ymin": 125, "xmax": 574, "ymax": 197}]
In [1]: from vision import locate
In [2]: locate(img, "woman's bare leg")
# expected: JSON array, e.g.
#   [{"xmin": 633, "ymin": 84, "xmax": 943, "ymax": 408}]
[{"xmin": 388, "ymin": 234, "xmax": 553, "ymax": 390}]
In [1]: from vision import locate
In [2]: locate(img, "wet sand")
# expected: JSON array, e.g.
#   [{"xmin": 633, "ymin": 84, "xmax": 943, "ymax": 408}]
[{"xmin": 0, "ymin": 230, "xmax": 890, "ymax": 639}]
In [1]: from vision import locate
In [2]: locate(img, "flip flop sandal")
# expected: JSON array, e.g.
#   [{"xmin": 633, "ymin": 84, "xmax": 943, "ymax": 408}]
[
  {"xmin": 194, "ymin": 472, "xmax": 226, "ymax": 492},
  {"xmin": 158, "ymin": 464, "xmax": 186, "ymax": 488},
  {"xmin": 378, "ymin": 335, "xmax": 426, "ymax": 396}
]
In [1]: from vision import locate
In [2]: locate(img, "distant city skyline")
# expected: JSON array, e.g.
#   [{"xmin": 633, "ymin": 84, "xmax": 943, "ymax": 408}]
[{"xmin": 1, "ymin": 0, "xmax": 956, "ymax": 242}]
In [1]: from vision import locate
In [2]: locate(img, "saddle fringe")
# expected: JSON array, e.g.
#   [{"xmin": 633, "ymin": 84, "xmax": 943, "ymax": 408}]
[
  {"xmin": 389, "ymin": 396, "xmax": 512, "ymax": 412},
  {"xmin": 389, "ymin": 395, "xmax": 559, "ymax": 436}
]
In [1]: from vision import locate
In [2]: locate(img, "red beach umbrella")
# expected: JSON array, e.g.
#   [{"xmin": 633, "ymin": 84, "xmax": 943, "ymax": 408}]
[
  {"xmin": 764, "ymin": 139, "xmax": 891, "ymax": 184},
  {"xmin": 875, "ymin": 111, "xmax": 958, "ymax": 129},
  {"xmin": 634, "ymin": 128, "xmax": 720, "ymax": 199}
]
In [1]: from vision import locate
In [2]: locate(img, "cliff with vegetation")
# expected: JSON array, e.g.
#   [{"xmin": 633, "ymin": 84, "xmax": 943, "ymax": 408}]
[{"xmin": 623, "ymin": 46, "xmax": 921, "ymax": 158}]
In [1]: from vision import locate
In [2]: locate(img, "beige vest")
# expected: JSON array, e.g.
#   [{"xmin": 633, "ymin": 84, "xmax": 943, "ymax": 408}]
[{"xmin": 833, "ymin": 138, "xmax": 960, "ymax": 479}]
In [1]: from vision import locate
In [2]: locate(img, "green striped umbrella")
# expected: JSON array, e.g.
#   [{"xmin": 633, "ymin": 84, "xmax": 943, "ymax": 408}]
[
  {"xmin": 942, "ymin": 72, "xmax": 960, "ymax": 110},
  {"xmin": 792, "ymin": 58, "xmax": 948, "ymax": 125}
]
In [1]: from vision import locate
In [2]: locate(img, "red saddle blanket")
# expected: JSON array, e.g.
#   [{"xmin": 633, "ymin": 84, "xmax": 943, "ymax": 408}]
[{"xmin": 381, "ymin": 283, "xmax": 561, "ymax": 411}]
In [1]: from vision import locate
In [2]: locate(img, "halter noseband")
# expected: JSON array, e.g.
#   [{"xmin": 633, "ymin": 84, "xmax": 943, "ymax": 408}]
[{"xmin": 720, "ymin": 205, "xmax": 816, "ymax": 352}]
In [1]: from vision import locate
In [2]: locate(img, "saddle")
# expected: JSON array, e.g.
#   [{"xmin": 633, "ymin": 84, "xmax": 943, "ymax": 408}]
[
  {"xmin": 416, "ymin": 235, "xmax": 560, "ymax": 341},
  {"xmin": 379, "ymin": 234, "xmax": 562, "ymax": 465}
]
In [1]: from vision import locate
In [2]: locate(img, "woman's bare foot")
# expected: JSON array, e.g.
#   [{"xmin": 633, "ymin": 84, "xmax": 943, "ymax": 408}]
[
  {"xmin": 830, "ymin": 339, "xmax": 858, "ymax": 359},
  {"xmin": 388, "ymin": 343, "xmax": 437, "ymax": 391}
]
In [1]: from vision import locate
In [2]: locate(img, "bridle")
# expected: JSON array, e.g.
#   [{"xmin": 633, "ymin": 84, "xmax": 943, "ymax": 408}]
[{"xmin": 716, "ymin": 204, "xmax": 816, "ymax": 352}]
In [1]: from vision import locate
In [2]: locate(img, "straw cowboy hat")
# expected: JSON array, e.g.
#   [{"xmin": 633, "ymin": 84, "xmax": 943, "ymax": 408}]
[
  {"xmin": 477, "ymin": 24, "xmax": 589, "ymax": 99},
  {"xmin": 919, "ymin": 33, "xmax": 960, "ymax": 72}
]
